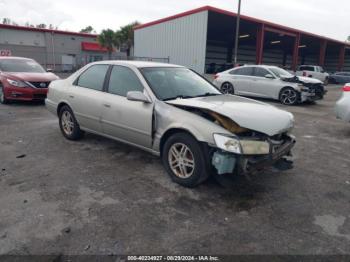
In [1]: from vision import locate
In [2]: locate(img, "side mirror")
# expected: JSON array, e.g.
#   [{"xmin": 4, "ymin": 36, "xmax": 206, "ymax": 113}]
[
  {"xmin": 47, "ymin": 68, "xmax": 53, "ymax": 72},
  {"xmin": 127, "ymin": 91, "xmax": 151, "ymax": 103},
  {"xmin": 265, "ymin": 74, "xmax": 275, "ymax": 79}
]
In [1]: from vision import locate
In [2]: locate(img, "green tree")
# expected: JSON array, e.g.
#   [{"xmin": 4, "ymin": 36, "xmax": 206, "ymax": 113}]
[
  {"xmin": 98, "ymin": 29, "xmax": 118, "ymax": 59},
  {"xmin": 115, "ymin": 21, "xmax": 140, "ymax": 57},
  {"xmin": 80, "ymin": 26, "xmax": 95, "ymax": 34}
]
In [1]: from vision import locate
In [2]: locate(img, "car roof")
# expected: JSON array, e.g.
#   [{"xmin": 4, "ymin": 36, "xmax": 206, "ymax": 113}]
[{"xmin": 90, "ymin": 60, "xmax": 184, "ymax": 68}]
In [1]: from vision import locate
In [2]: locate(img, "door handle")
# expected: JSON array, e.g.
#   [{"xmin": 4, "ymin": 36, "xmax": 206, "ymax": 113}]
[
  {"xmin": 69, "ymin": 95, "xmax": 74, "ymax": 98},
  {"xmin": 103, "ymin": 104, "xmax": 111, "ymax": 108}
]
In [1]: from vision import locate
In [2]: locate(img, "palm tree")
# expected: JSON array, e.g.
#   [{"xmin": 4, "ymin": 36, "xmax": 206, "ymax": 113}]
[
  {"xmin": 115, "ymin": 21, "xmax": 140, "ymax": 57},
  {"xmin": 98, "ymin": 29, "xmax": 118, "ymax": 59}
]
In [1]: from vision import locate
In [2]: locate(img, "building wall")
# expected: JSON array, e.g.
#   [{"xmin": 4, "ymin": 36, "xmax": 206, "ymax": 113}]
[
  {"xmin": 0, "ymin": 27, "xmax": 98, "ymax": 71},
  {"xmin": 134, "ymin": 11, "xmax": 208, "ymax": 74}
]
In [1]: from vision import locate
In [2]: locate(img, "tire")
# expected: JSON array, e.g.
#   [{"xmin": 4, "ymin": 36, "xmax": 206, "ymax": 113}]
[
  {"xmin": 162, "ymin": 132, "xmax": 211, "ymax": 188},
  {"xmin": 0, "ymin": 86, "xmax": 9, "ymax": 104},
  {"xmin": 220, "ymin": 82, "xmax": 235, "ymax": 94},
  {"xmin": 279, "ymin": 87, "xmax": 299, "ymax": 105},
  {"xmin": 58, "ymin": 105, "xmax": 84, "ymax": 140}
]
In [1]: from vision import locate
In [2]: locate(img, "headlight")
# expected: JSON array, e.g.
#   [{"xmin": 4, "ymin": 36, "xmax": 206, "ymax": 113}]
[
  {"xmin": 297, "ymin": 84, "xmax": 309, "ymax": 92},
  {"xmin": 7, "ymin": 79, "xmax": 28, "ymax": 88},
  {"xmin": 213, "ymin": 134, "xmax": 242, "ymax": 154},
  {"xmin": 240, "ymin": 140, "xmax": 270, "ymax": 155}
]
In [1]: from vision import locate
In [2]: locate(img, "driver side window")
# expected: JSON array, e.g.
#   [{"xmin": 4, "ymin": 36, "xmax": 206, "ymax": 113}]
[{"xmin": 108, "ymin": 66, "xmax": 144, "ymax": 97}]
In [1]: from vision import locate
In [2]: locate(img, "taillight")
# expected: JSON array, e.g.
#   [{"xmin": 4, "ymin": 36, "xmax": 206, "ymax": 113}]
[
  {"xmin": 214, "ymin": 74, "xmax": 219, "ymax": 80},
  {"xmin": 342, "ymin": 84, "xmax": 350, "ymax": 92},
  {"xmin": 302, "ymin": 71, "xmax": 307, "ymax": 77}
]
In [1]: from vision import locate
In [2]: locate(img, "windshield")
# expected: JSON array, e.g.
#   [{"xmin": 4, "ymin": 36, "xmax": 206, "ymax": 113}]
[
  {"xmin": 140, "ymin": 67, "xmax": 221, "ymax": 101},
  {"xmin": 269, "ymin": 67, "xmax": 294, "ymax": 78},
  {"xmin": 0, "ymin": 59, "xmax": 45, "ymax": 73}
]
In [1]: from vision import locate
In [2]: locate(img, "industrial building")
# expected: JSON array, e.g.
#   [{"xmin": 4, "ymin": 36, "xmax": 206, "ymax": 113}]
[
  {"xmin": 134, "ymin": 6, "xmax": 350, "ymax": 74},
  {"xmin": 0, "ymin": 24, "xmax": 121, "ymax": 72}
]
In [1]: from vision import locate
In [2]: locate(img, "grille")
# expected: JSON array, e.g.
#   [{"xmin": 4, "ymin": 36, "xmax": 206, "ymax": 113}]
[
  {"xmin": 33, "ymin": 94, "xmax": 47, "ymax": 99},
  {"xmin": 29, "ymin": 81, "xmax": 50, "ymax": 89},
  {"xmin": 304, "ymin": 83, "xmax": 325, "ymax": 98}
]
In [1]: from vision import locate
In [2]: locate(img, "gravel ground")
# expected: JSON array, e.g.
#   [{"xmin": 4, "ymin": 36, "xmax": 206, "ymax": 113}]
[{"xmin": 0, "ymin": 85, "xmax": 349, "ymax": 256}]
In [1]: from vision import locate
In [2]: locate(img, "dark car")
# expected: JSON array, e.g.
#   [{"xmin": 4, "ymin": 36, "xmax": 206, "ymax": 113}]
[
  {"xmin": 329, "ymin": 72, "xmax": 350, "ymax": 84},
  {"xmin": 0, "ymin": 57, "xmax": 59, "ymax": 104}
]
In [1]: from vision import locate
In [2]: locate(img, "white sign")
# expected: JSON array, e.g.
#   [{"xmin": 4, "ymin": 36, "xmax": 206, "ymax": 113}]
[{"xmin": 0, "ymin": 50, "xmax": 11, "ymax": 56}]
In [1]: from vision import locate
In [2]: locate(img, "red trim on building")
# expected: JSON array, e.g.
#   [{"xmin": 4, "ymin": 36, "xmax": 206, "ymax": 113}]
[
  {"xmin": 0, "ymin": 23, "xmax": 97, "ymax": 38},
  {"xmin": 256, "ymin": 24, "xmax": 265, "ymax": 64},
  {"xmin": 81, "ymin": 42, "xmax": 109, "ymax": 52},
  {"xmin": 134, "ymin": 5, "xmax": 349, "ymax": 46},
  {"xmin": 292, "ymin": 33, "xmax": 301, "ymax": 71}
]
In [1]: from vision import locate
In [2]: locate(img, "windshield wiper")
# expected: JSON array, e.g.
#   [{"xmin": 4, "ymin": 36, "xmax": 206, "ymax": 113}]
[
  {"xmin": 194, "ymin": 92, "xmax": 221, "ymax": 98},
  {"xmin": 163, "ymin": 95, "xmax": 195, "ymax": 101}
]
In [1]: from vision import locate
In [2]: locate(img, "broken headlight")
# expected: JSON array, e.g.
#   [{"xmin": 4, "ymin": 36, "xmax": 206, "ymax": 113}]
[
  {"xmin": 213, "ymin": 134, "xmax": 242, "ymax": 154},
  {"xmin": 240, "ymin": 140, "xmax": 270, "ymax": 155},
  {"xmin": 214, "ymin": 134, "xmax": 270, "ymax": 155}
]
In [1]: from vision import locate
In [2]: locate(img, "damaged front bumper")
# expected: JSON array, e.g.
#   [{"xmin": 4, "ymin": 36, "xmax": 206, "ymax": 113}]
[
  {"xmin": 212, "ymin": 134, "xmax": 296, "ymax": 176},
  {"xmin": 300, "ymin": 84, "xmax": 327, "ymax": 102}
]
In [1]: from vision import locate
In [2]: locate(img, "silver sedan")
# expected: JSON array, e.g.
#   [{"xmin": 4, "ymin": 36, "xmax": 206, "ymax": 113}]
[
  {"xmin": 335, "ymin": 83, "xmax": 350, "ymax": 123},
  {"xmin": 46, "ymin": 61, "xmax": 295, "ymax": 187}
]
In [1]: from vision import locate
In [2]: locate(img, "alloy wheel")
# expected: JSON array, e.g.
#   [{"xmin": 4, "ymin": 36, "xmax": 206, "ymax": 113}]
[
  {"xmin": 168, "ymin": 143, "xmax": 195, "ymax": 179},
  {"xmin": 221, "ymin": 83, "xmax": 234, "ymax": 94},
  {"xmin": 280, "ymin": 89, "xmax": 297, "ymax": 105},
  {"xmin": 61, "ymin": 111, "xmax": 75, "ymax": 135}
]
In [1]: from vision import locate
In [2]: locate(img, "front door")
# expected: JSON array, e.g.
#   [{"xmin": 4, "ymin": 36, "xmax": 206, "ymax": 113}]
[{"xmin": 101, "ymin": 65, "xmax": 154, "ymax": 149}]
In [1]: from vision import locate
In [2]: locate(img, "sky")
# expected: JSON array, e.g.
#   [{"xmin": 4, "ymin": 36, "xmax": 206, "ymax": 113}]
[{"xmin": 0, "ymin": 0, "xmax": 349, "ymax": 41}]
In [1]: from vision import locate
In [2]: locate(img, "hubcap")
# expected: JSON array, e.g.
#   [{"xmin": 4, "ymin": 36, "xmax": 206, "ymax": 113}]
[
  {"xmin": 168, "ymin": 143, "xmax": 195, "ymax": 179},
  {"xmin": 61, "ymin": 111, "xmax": 74, "ymax": 135},
  {"xmin": 281, "ymin": 89, "xmax": 297, "ymax": 105},
  {"xmin": 221, "ymin": 83, "xmax": 234, "ymax": 94}
]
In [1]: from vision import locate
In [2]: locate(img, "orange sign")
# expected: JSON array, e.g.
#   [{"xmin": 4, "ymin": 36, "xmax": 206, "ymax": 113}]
[{"xmin": 0, "ymin": 50, "xmax": 11, "ymax": 56}]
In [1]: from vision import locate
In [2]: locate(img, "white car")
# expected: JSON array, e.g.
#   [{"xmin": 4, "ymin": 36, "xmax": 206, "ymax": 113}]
[
  {"xmin": 295, "ymin": 65, "xmax": 329, "ymax": 84},
  {"xmin": 213, "ymin": 65, "xmax": 326, "ymax": 105},
  {"xmin": 335, "ymin": 83, "xmax": 350, "ymax": 123}
]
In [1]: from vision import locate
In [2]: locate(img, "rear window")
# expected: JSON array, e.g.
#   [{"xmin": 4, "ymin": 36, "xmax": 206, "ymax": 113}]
[
  {"xmin": 76, "ymin": 65, "xmax": 109, "ymax": 91},
  {"xmin": 230, "ymin": 67, "xmax": 254, "ymax": 76},
  {"xmin": 299, "ymin": 66, "xmax": 315, "ymax": 71}
]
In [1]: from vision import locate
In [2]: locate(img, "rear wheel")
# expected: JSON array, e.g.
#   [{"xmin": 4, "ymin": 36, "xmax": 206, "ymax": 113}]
[
  {"xmin": 162, "ymin": 132, "xmax": 210, "ymax": 187},
  {"xmin": 58, "ymin": 105, "xmax": 84, "ymax": 140},
  {"xmin": 220, "ymin": 82, "xmax": 235, "ymax": 94},
  {"xmin": 0, "ymin": 86, "xmax": 8, "ymax": 104},
  {"xmin": 279, "ymin": 87, "xmax": 299, "ymax": 105}
]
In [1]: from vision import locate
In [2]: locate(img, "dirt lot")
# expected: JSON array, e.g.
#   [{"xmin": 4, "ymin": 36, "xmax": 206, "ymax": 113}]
[{"xmin": 0, "ymin": 85, "xmax": 349, "ymax": 256}]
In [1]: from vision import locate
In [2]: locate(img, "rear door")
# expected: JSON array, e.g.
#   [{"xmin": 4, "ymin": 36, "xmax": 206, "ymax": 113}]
[
  {"xmin": 229, "ymin": 67, "xmax": 255, "ymax": 96},
  {"xmin": 101, "ymin": 65, "xmax": 154, "ymax": 149},
  {"xmin": 68, "ymin": 64, "xmax": 109, "ymax": 132}
]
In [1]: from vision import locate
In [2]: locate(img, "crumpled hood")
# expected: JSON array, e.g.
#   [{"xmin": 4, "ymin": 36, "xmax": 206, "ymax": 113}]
[
  {"xmin": 166, "ymin": 95, "xmax": 294, "ymax": 136},
  {"xmin": 296, "ymin": 76, "xmax": 323, "ymax": 84},
  {"xmin": 3, "ymin": 72, "xmax": 59, "ymax": 82}
]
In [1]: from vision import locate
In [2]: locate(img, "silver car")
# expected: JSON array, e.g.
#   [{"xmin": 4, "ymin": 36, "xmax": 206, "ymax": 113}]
[
  {"xmin": 213, "ymin": 65, "xmax": 326, "ymax": 105},
  {"xmin": 335, "ymin": 83, "xmax": 350, "ymax": 123},
  {"xmin": 46, "ymin": 61, "xmax": 295, "ymax": 187}
]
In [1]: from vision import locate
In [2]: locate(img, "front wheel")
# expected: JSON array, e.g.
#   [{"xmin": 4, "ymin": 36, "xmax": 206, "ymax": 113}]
[
  {"xmin": 162, "ymin": 133, "xmax": 210, "ymax": 187},
  {"xmin": 0, "ymin": 86, "xmax": 9, "ymax": 104},
  {"xmin": 58, "ymin": 105, "xmax": 84, "ymax": 140},
  {"xmin": 279, "ymin": 88, "xmax": 299, "ymax": 105}
]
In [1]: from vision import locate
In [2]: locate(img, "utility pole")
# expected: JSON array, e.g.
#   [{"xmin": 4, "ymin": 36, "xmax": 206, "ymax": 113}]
[{"xmin": 233, "ymin": 0, "xmax": 242, "ymax": 66}]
